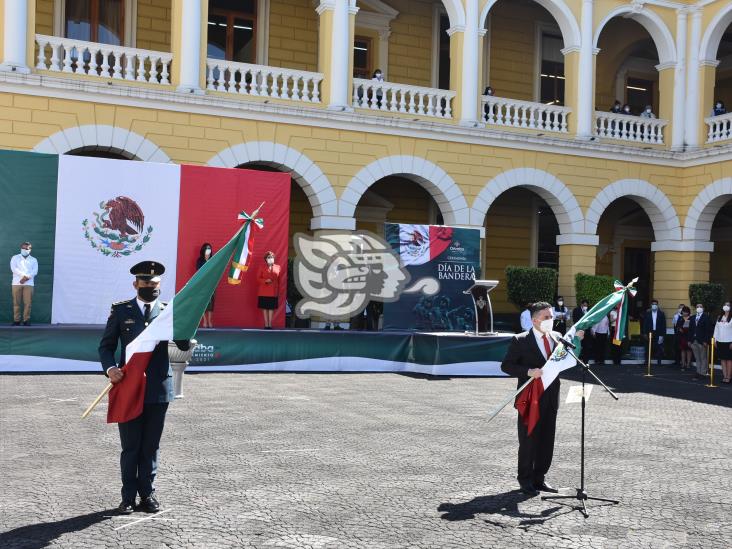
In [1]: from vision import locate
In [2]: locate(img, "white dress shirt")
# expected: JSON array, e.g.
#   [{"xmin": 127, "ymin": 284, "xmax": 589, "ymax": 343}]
[
  {"xmin": 136, "ymin": 298, "xmax": 158, "ymax": 317},
  {"xmin": 10, "ymin": 253, "xmax": 38, "ymax": 286},
  {"xmin": 593, "ymin": 316, "xmax": 610, "ymax": 335},
  {"xmin": 532, "ymin": 327, "xmax": 555, "ymax": 360}
]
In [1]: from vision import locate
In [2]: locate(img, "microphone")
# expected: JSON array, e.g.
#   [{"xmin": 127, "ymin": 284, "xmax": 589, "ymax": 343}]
[{"xmin": 550, "ymin": 332, "xmax": 577, "ymax": 350}]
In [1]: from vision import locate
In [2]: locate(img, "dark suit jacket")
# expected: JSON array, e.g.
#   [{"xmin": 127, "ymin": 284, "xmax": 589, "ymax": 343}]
[
  {"xmin": 641, "ymin": 310, "xmax": 667, "ymax": 338},
  {"xmin": 99, "ymin": 298, "xmax": 174, "ymax": 404},
  {"xmin": 689, "ymin": 313, "xmax": 712, "ymax": 344},
  {"xmin": 572, "ymin": 307, "xmax": 585, "ymax": 324},
  {"xmin": 500, "ymin": 331, "xmax": 560, "ymax": 412}
]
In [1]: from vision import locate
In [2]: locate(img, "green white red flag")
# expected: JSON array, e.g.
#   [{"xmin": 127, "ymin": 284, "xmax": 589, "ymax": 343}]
[
  {"xmin": 107, "ymin": 209, "xmax": 261, "ymax": 423},
  {"xmin": 516, "ymin": 278, "xmax": 637, "ymax": 435},
  {"xmin": 228, "ymin": 207, "xmax": 264, "ymax": 285}
]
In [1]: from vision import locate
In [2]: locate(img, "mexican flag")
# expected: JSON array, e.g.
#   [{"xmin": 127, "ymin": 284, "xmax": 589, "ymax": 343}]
[
  {"xmin": 107, "ymin": 213, "xmax": 259, "ymax": 423},
  {"xmin": 398, "ymin": 224, "xmax": 453, "ymax": 266},
  {"xmin": 516, "ymin": 279, "xmax": 636, "ymax": 435}
]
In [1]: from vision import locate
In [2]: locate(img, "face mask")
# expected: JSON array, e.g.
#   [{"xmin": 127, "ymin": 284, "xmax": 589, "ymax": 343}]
[
  {"xmin": 266, "ymin": 258, "xmax": 274, "ymax": 266},
  {"xmin": 557, "ymin": 301, "xmax": 563, "ymax": 307},
  {"xmin": 20, "ymin": 249, "xmax": 30, "ymax": 257},
  {"xmin": 651, "ymin": 304, "xmax": 658, "ymax": 311},
  {"xmin": 697, "ymin": 307, "xmax": 703, "ymax": 315},
  {"xmin": 646, "ymin": 108, "xmax": 651, "ymax": 113},
  {"xmin": 539, "ymin": 319, "xmax": 554, "ymax": 333},
  {"xmin": 624, "ymin": 108, "xmax": 630, "ymax": 113},
  {"xmin": 582, "ymin": 306, "xmax": 588, "ymax": 312},
  {"xmin": 717, "ymin": 104, "xmax": 722, "ymax": 109},
  {"xmin": 724, "ymin": 305, "xmax": 731, "ymax": 313},
  {"xmin": 204, "ymin": 248, "xmax": 211, "ymax": 257},
  {"xmin": 138, "ymin": 286, "xmax": 160, "ymax": 302}
]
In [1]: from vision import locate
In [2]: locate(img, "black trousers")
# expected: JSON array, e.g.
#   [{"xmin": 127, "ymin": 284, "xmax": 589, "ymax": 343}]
[
  {"xmin": 594, "ymin": 333, "xmax": 608, "ymax": 364},
  {"xmin": 118, "ymin": 403, "xmax": 169, "ymax": 502},
  {"xmin": 516, "ymin": 406, "xmax": 557, "ymax": 486}
]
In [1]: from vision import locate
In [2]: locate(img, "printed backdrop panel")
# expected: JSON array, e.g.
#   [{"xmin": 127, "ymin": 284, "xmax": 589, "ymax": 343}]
[
  {"xmin": 51, "ymin": 156, "xmax": 181, "ymax": 324},
  {"xmin": 176, "ymin": 166, "xmax": 290, "ymax": 328}
]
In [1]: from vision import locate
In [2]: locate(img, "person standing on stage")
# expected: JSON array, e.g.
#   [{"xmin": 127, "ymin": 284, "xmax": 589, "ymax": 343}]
[
  {"xmin": 501, "ymin": 301, "xmax": 584, "ymax": 496},
  {"xmin": 10, "ymin": 242, "xmax": 38, "ymax": 326},
  {"xmin": 196, "ymin": 243, "xmax": 215, "ymax": 328},
  {"xmin": 641, "ymin": 299, "xmax": 666, "ymax": 367},
  {"xmin": 99, "ymin": 261, "xmax": 187, "ymax": 514},
  {"xmin": 552, "ymin": 296, "xmax": 569, "ymax": 335},
  {"xmin": 257, "ymin": 251, "xmax": 281, "ymax": 329},
  {"xmin": 689, "ymin": 303, "xmax": 712, "ymax": 381},
  {"xmin": 714, "ymin": 301, "xmax": 732, "ymax": 383},
  {"xmin": 676, "ymin": 306, "xmax": 693, "ymax": 371},
  {"xmin": 591, "ymin": 313, "xmax": 610, "ymax": 365}
]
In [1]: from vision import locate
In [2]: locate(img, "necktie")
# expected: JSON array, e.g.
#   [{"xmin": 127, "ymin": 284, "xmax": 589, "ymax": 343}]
[
  {"xmin": 542, "ymin": 335, "xmax": 552, "ymax": 359},
  {"xmin": 144, "ymin": 304, "xmax": 151, "ymax": 324}
]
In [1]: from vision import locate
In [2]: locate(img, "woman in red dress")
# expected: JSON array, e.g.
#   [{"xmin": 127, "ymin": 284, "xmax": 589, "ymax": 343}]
[
  {"xmin": 675, "ymin": 305, "xmax": 692, "ymax": 370},
  {"xmin": 256, "ymin": 251, "xmax": 281, "ymax": 329}
]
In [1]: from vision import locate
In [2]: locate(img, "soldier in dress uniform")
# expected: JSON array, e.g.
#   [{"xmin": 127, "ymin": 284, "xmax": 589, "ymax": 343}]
[{"xmin": 99, "ymin": 260, "xmax": 188, "ymax": 514}]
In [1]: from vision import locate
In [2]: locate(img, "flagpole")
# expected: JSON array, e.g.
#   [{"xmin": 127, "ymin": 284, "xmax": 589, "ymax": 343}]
[
  {"xmin": 81, "ymin": 382, "xmax": 113, "ymax": 419},
  {"xmin": 486, "ymin": 377, "xmax": 533, "ymax": 425}
]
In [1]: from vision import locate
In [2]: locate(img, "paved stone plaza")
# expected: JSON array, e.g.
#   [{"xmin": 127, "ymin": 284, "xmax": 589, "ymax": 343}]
[{"xmin": 1, "ymin": 364, "xmax": 731, "ymax": 549}]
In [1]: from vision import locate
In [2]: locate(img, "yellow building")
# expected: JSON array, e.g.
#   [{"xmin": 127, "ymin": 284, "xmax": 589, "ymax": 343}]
[{"xmin": 1, "ymin": 0, "xmax": 731, "ymax": 322}]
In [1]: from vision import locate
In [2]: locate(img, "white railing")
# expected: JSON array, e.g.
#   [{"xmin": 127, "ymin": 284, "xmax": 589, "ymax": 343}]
[
  {"xmin": 481, "ymin": 96, "xmax": 570, "ymax": 133},
  {"xmin": 206, "ymin": 60, "xmax": 323, "ymax": 103},
  {"xmin": 352, "ymin": 78, "xmax": 455, "ymax": 119},
  {"xmin": 35, "ymin": 34, "xmax": 171, "ymax": 84},
  {"xmin": 594, "ymin": 111, "xmax": 667, "ymax": 145},
  {"xmin": 705, "ymin": 112, "xmax": 732, "ymax": 143}
]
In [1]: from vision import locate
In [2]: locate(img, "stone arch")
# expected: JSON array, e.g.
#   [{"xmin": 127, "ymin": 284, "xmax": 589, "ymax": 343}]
[
  {"xmin": 340, "ymin": 156, "xmax": 470, "ymax": 225},
  {"xmin": 440, "ymin": 0, "xmax": 466, "ymax": 28},
  {"xmin": 32, "ymin": 125, "xmax": 171, "ymax": 163},
  {"xmin": 683, "ymin": 178, "xmax": 732, "ymax": 242},
  {"xmin": 585, "ymin": 180, "xmax": 682, "ymax": 242},
  {"xmin": 700, "ymin": 5, "xmax": 732, "ymax": 62},
  {"xmin": 207, "ymin": 142, "xmax": 338, "ymax": 218},
  {"xmin": 470, "ymin": 168, "xmax": 584, "ymax": 235},
  {"xmin": 479, "ymin": 0, "xmax": 581, "ymax": 48},
  {"xmin": 594, "ymin": 6, "xmax": 677, "ymax": 65}
]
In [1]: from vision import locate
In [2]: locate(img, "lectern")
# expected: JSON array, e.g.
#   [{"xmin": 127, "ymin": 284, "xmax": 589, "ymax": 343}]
[{"xmin": 463, "ymin": 280, "xmax": 499, "ymax": 335}]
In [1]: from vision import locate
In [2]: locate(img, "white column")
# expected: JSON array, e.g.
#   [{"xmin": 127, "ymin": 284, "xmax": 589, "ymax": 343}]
[
  {"xmin": 672, "ymin": 8, "xmax": 688, "ymax": 150},
  {"xmin": 576, "ymin": 0, "xmax": 594, "ymax": 139},
  {"xmin": 0, "ymin": 0, "xmax": 31, "ymax": 73},
  {"xmin": 177, "ymin": 0, "xmax": 203, "ymax": 94},
  {"xmin": 685, "ymin": 8, "xmax": 702, "ymax": 148},
  {"xmin": 326, "ymin": 0, "xmax": 352, "ymax": 110},
  {"xmin": 378, "ymin": 30, "xmax": 390, "ymax": 79},
  {"xmin": 459, "ymin": 0, "xmax": 480, "ymax": 126}
]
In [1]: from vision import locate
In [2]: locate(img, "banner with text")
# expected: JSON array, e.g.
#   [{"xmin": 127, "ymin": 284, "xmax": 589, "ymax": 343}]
[{"xmin": 383, "ymin": 224, "xmax": 481, "ymax": 331}]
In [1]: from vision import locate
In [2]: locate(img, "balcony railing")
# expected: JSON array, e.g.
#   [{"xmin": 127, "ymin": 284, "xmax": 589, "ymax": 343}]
[
  {"xmin": 35, "ymin": 34, "xmax": 172, "ymax": 84},
  {"xmin": 594, "ymin": 111, "xmax": 667, "ymax": 145},
  {"xmin": 352, "ymin": 79, "xmax": 455, "ymax": 119},
  {"xmin": 481, "ymin": 96, "xmax": 570, "ymax": 133},
  {"xmin": 705, "ymin": 112, "xmax": 732, "ymax": 143},
  {"xmin": 206, "ymin": 60, "xmax": 323, "ymax": 103}
]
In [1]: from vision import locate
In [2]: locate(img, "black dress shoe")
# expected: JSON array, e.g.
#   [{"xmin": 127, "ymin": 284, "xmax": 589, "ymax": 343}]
[
  {"xmin": 519, "ymin": 484, "xmax": 539, "ymax": 496},
  {"xmin": 117, "ymin": 500, "xmax": 135, "ymax": 514},
  {"xmin": 535, "ymin": 481, "xmax": 559, "ymax": 493},
  {"xmin": 12, "ymin": 321, "xmax": 20, "ymax": 326},
  {"xmin": 139, "ymin": 493, "xmax": 160, "ymax": 513},
  {"xmin": 23, "ymin": 321, "xmax": 31, "ymax": 326}
]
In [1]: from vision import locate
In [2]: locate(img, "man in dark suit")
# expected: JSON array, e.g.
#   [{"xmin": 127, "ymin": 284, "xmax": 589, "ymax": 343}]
[
  {"xmin": 641, "ymin": 299, "xmax": 666, "ymax": 366},
  {"xmin": 501, "ymin": 301, "xmax": 584, "ymax": 496},
  {"xmin": 99, "ymin": 260, "xmax": 181, "ymax": 515},
  {"xmin": 689, "ymin": 303, "xmax": 712, "ymax": 380}
]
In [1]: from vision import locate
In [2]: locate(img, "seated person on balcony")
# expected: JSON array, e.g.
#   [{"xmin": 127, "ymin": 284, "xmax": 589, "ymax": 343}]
[
  {"xmin": 711, "ymin": 101, "xmax": 727, "ymax": 117},
  {"xmin": 622, "ymin": 104, "xmax": 633, "ymax": 115},
  {"xmin": 371, "ymin": 69, "xmax": 384, "ymax": 108},
  {"xmin": 640, "ymin": 105, "xmax": 656, "ymax": 119},
  {"xmin": 610, "ymin": 100, "xmax": 622, "ymax": 114},
  {"xmin": 483, "ymin": 86, "xmax": 495, "ymax": 119}
]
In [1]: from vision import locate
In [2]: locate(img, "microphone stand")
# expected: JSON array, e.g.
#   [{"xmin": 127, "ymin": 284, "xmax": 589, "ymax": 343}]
[{"xmin": 541, "ymin": 339, "xmax": 620, "ymax": 518}]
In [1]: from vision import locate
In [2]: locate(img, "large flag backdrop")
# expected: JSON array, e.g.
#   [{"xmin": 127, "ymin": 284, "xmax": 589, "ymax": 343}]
[{"xmin": 0, "ymin": 150, "xmax": 290, "ymax": 327}]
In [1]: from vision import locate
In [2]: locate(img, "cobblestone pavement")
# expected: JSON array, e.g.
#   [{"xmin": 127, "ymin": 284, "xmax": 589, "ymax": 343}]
[{"xmin": 1, "ymin": 363, "xmax": 731, "ymax": 548}]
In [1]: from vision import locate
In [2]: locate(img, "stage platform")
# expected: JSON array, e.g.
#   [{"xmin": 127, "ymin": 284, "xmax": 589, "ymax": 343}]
[{"xmin": 0, "ymin": 325, "xmax": 513, "ymax": 376}]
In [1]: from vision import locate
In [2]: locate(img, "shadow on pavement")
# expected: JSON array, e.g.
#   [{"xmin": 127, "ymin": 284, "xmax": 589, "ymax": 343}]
[
  {"xmin": 0, "ymin": 509, "xmax": 115, "ymax": 549},
  {"xmin": 438, "ymin": 490, "xmax": 565, "ymax": 523}
]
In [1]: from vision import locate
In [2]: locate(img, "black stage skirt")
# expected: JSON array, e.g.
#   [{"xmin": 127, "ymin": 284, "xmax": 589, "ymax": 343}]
[
  {"xmin": 717, "ymin": 340, "xmax": 732, "ymax": 360},
  {"xmin": 258, "ymin": 296, "xmax": 278, "ymax": 310}
]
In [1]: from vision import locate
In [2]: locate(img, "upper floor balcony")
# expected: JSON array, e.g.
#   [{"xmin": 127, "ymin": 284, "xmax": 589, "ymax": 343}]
[{"xmin": 4, "ymin": 0, "xmax": 732, "ymax": 153}]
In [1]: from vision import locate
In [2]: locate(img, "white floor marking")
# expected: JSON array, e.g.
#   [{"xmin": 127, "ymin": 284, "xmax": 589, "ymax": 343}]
[
  {"xmin": 260, "ymin": 448, "xmax": 321, "ymax": 454},
  {"xmin": 49, "ymin": 397, "xmax": 78, "ymax": 402},
  {"xmin": 112, "ymin": 508, "xmax": 173, "ymax": 531}
]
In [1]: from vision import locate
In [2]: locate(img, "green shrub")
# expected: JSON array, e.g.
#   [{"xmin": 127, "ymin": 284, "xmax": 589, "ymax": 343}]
[
  {"xmin": 505, "ymin": 266, "xmax": 557, "ymax": 310},
  {"xmin": 574, "ymin": 273, "xmax": 615, "ymax": 306},
  {"xmin": 689, "ymin": 283, "xmax": 726, "ymax": 314}
]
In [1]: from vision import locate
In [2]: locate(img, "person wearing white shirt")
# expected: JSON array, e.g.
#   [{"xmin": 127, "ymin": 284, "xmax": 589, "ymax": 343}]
[
  {"xmin": 520, "ymin": 305, "xmax": 532, "ymax": 332},
  {"xmin": 713, "ymin": 302, "xmax": 732, "ymax": 383},
  {"xmin": 10, "ymin": 242, "xmax": 38, "ymax": 326},
  {"xmin": 591, "ymin": 314, "xmax": 610, "ymax": 365}
]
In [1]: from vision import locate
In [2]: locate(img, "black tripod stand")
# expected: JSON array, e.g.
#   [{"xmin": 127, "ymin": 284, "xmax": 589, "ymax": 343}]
[{"xmin": 542, "ymin": 345, "xmax": 620, "ymax": 518}]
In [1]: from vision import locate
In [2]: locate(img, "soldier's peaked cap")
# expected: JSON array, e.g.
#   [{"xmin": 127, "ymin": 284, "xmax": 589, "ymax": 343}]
[{"xmin": 130, "ymin": 260, "xmax": 165, "ymax": 281}]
